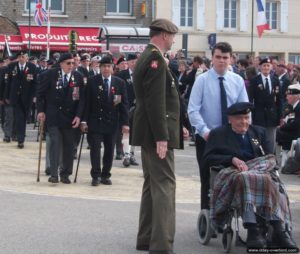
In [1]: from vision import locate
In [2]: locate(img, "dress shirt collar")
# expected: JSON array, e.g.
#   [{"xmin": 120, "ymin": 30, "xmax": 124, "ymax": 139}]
[
  {"xmin": 102, "ymin": 75, "xmax": 111, "ymax": 83},
  {"xmin": 19, "ymin": 63, "xmax": 26, "ymax": 70},
  {"xmin": 211, "ymin": 67, "xmax": 228, "ymax": 80},
  {"xmin": 61, "ymin": 70, "xmax": 71, "ymax": 81}
]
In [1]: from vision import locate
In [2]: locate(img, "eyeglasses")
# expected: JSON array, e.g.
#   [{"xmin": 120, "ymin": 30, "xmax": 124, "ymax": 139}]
[{"xmin": 66, "ymin": 62, "xmax": 74, "ymax": 65}]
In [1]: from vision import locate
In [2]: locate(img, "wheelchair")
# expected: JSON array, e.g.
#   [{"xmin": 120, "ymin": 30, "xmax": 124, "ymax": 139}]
[{"xmin": 197, "ymin": 165, "xmax": 276, "ymax": 253}]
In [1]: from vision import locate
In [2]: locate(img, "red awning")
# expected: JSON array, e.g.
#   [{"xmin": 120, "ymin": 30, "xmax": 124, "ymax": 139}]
[
  {"xmin": 0, "ymin": 35, "xmax": 23, "ymax": 51},
  {"xmin": 19, "ymin": 26, "xmax": 101, "ymax": 52}
]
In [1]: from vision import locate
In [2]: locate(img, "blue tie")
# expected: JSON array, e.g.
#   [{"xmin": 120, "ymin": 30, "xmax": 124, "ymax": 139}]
[
  {"xmin": 103, "ymin": 78, "xmax": 109, "ymax": 96},
  {"xmin": 219, "ymin": 77, "xmax": 228, "ymax": 125},
  {"xmin": 63, "ymin": 74, "xmax": 68, "ymax": 88}
]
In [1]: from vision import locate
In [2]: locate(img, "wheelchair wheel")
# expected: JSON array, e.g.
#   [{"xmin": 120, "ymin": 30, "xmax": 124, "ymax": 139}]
[
  {"xmin": 222, "ymin": 227, "xmax": 233, "ymax": 253},
  {"xmin": 197, "ymin": 209, "xmax": 212, "ymax": 245}
]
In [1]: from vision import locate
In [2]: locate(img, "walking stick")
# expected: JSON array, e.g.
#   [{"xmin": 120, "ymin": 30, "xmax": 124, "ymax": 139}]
[
  {"xmin": 74, "ymin": 133, "xmax": 85, "ymax": 183},
  {"xmin": 37, "ymin": 120, "xmax": 44, "ymax": 182}
]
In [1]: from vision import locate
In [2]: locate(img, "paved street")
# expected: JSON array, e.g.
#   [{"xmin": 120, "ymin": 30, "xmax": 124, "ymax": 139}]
[{"xmin": 0, "ymin": 125, "xmax": 299, "ymax": 254}]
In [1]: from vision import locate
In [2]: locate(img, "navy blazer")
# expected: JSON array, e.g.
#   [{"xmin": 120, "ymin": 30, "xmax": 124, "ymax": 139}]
[{"xmin": 82, "ymin": 74, "xmax": 129, "ymax": 134}]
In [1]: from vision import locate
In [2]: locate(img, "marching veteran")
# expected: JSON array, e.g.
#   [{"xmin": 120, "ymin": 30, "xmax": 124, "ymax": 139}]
[
  {"xmin": 37, "ymin": 53, "xmax": 85, "ymax": 184},
  {"xmin": 132, "ymin": 19, "xmax": 188, "ymax": 254},
  {"xmin": 202, "ymin": 102, "xmax": 297, "ymax": 249},
  {"xmin": 276, "ymin": 83, "xmax": 300, "ymax": 150}
]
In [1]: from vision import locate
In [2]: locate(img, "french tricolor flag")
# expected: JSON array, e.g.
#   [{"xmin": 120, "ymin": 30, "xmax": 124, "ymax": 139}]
[{"xmin": 256, "ymin": 0, "xmax": 270, "ymax": 37}]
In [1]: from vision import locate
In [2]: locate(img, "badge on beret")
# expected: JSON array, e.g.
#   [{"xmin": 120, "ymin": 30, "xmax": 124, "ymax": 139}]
[{"xmin": 151, "ymin": 60, "xmax": 158, "ymax": 69}]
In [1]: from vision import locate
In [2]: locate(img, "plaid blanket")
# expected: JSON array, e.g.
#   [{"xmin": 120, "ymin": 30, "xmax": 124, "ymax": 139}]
[{"xmin": 210, "ymin": 155, "xmax": 291, "ymax": 229}]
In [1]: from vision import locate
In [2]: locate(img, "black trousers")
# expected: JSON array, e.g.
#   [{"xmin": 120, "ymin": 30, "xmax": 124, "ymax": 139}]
[
  {"xmin": 14, "ymin": 103, "xmax": 27, "ymax": 143},
  {"xmin": 195, "ymin": 134, "xmax": 209, "ymax": 209},
  {"xmin": 87, "ymin": 132, "xmax": 117, "ymax": 179},
  {"xmin": 276, "ymin": 129, "xmax": 298, "ymax": 150}
]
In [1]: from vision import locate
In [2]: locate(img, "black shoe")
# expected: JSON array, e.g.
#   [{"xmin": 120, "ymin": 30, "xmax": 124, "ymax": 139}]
[
  {"xmin": 45, "ymin": 168, "xmax": 51, "ymax": 176},
  {"xmin": 130, "ymin": 156, "xmax": 139, "ymax": 166},
  {"xmin": 115, "ymin": 154, "xmax": 123, "ymax": 160},
  {"xmin": 272, "ymin": 230, "xmax": 298, "ymax": 249},
  {"xmin": 3, "ymin": 137, "xmax": 10, "ymax": 143},
  {"xmin": 91, "ymin": 178, "xmax": 100, "ymax": 186},
  {"xmin": 100, "ymin": 177, "xmax": 112, "ymax": 185},
  {"xmin": 123, "ymin": 156, "xmax": 130, "ymax": 167},
  {"xmin": 136, "ymin": 244, "xmax": 149, "ymax": 251},
  {"xmin": 17, "ymin": 142, "xmax": 24, "ymax": 149},
  {"xmin": 60, "ymin": 176, "xmax": 71, "ymax": 184},
  {"xmin": 246, "ymin": 225, "xmax": 266, "ymax": 248},
  {"xmin": 48, "ymin": 176, "xmax": 59, "ymax": 183}
]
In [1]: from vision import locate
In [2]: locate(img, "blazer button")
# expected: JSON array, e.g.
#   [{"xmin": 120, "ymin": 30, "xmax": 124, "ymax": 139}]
[
  {"xmin": 59, "ymin": 107, "xmax": 62, "ymax": 110},
  {"xmin": 99, "ymin": 117, "xmax": 102, "ymax": 120}
]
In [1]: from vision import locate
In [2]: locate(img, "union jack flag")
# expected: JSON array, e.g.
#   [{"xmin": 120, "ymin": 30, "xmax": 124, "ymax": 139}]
[{"xmin": 34, "ymin": 0, "xmax": 48, "ymax": 26}]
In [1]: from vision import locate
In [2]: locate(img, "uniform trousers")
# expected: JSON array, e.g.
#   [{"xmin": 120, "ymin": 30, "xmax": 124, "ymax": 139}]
[
  {"xmin": 87, "ymin": 132, "xmax": 117, "ymax": 179},
  {"xmin": 14, "ymin": 102, "xmax": 27, "ymax": 143},
  {"xmin": 137, "ymin": 146, "xmax": 175, "ymax": 252},
  {"xmin": 48, "ymin": 126, "xmax": 75, "ymax": 178},
  {"xmin": 266, "ymin": 127, "xmax": 276, "ymax": 154},
  {"xmin": 3, "ymin": 104, "xmax": 14, "ymax": 138}
]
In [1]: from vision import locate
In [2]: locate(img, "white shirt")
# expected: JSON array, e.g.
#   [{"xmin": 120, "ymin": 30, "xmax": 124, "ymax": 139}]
[
  {"xmin": 102, "ymin": 75, "xmax": 112, "ymax": 92},
  {"xmin": 61, "ymin": 70, "xmax": 71, "ymax": 83},
  {"xmin": 261, "ymin": 73, "xmax": 272, "ymax": 93}
]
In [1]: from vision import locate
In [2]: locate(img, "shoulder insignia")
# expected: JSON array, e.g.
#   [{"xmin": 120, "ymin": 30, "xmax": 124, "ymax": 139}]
[{"xmin": 150, "ymin": 60, "xmax": 158, "ymax": 69}]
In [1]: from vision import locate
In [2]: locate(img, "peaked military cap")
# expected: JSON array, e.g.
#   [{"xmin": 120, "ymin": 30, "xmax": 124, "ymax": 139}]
[
  {"xmin": 227, "ymin": 102, "xmax": 254, "ymax": 115},
  {"xmin": 149, "ymin": 19, "xmax": 178, "ymax": 34},
  {"xmin": 58, "ymin": 53, "xmax": 73, "ymax": 63},
  {"xmin": 127, "ymin": 53, "xmax": 137, "ymax": 61},
  {"xmin": 80, "ymin": 55, "xmax": 90, "ymax": 61},
  {"xmin": 91, "ymin": 55, "xmax": 101, "ymax": 62},
  {"xmin": 100, "ymin": 56, "xmax": 113, "ymax": 65},
  {"xmin": 39, "ymin": 56, "xmax": 47, "ymax": 62},
  {"xmin": 259, "ymin": 58, "xmax": 271, "ymax": 65},
  {"xmin": 287, "ymin": 83, "xmax": 300, "ymax": 95}
]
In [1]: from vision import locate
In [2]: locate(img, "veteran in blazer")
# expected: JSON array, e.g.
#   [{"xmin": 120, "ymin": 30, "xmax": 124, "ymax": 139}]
[
  {"xmin": 277, "ymin": 83, "xmax": 300, "ymax": 150},
  {"xmin": 80, "ymin": 56, "xmax": 129, "ymax": 186},
  {"xmin": 4, "ymin": 51, "xmax": 37, "ymax": 148},
  {"xmin": 132, "ymin": 19, "xmax": 183, "ymax": 254},
  {"xmin": 248, "ymin": 58, "xmax": 283, "ymax": 153},
  {"xmin": 37, "ymin": 53, "xmax": 85, "ymax": 184}
]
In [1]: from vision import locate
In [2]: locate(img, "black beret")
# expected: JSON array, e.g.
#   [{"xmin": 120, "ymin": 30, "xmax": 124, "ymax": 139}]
[
  {"xmin": 58, "ymin": 53, "xmax": 73, "ymax": 63},
  {"xmin": 80, "ymin": 55, "xmax": 90, "ymax": 61},
  {"xmin": 227, "ymin": 102, "xmax": 254, "ymax": 116},
  {"xmin": 29, "ymin": 56, "xmax": 37, "ymax": 61},
  {"xmin": 287, "ymin": 84, "xmax": 300, "ymax": 95},
  {"xmin": 116, "ymin": 57, "xmax": 126, "ymax": 65},
  {"xmin": 127, "ymin": 53, "xmax": 137, "ymax": 61},
  {"xmin": 150, "ymin": 19, "xmax": 178, "ymax": 34},
  {"xmin": 100, "ymin": 56, "xmax": 113, "ymax": 65},
  {"xmin": 16, "ymin": 51, "xmax": 28, "ymax": 57},
  {"xmin": 259, "ymin": 58, "xmax": 271, "ymax": 65},
  {"xmin": 39, "ymin": 56, "xmax": 47, "ymax": 62}
]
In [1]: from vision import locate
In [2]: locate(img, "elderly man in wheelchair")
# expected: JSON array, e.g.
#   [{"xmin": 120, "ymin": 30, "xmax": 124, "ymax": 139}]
[{"xmin": 198, "ymin": 102, "xmax": 298, "ymax": 250}]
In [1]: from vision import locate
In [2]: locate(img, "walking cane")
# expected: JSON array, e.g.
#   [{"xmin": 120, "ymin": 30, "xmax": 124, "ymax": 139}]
[
  {"xmin": 37, "ymin": 120, "xmax": 44, "ymax": 182},
  {"xmin": 74, "ymin": 133, "xmax": 85, "ymax": 183}
]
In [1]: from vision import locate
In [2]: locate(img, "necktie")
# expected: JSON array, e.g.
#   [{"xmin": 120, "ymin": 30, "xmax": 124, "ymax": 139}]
[
  {"xmin": 219, "ymin": 77, "xmax": 228, "ymax": 125},
  {"xmin": 63, "ymin": 74, "xmax": 68, "ymax": 88},
  {"xmin": 103, "ymin": 78, "xmax": 109, "ymax": 96},
  {"xmin": 265, "ymin": 78, "xmax": 270, "ymax": 94},
  {"xmin": 20, "ymin": 66, "xmax": 23, "ymax": 72}
]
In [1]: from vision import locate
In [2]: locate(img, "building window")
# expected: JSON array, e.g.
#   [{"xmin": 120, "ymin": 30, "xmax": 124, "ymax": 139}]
[
  {"xmin": 266, "ymin": 1, "xmax": 278, "ymax": 30},
  {"xmin": 289, "ymin": 54, "xmax": 300, "ymax": 65},
  {"xmin": 180, "ymin": 0, "xmax": 193, "ymax": 27},
  {"xmin": 224, "ymin": 0, "xmax": 237, "ymax": 29},
  {"xmin": 107, "ymin": 0, "xmax": 132, "ymax": 15},
  {"xmin": 25, "ymin": 0, "xmax": 64, "ymax": 14}
]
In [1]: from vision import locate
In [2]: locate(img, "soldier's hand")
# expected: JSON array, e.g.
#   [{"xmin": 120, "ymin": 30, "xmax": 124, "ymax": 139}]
[
  {"xmin": 122, "ymin": 125, "xmax": 129, "ymax": 134},
  {"xmin": 37, "ymin": 112, "xmax": 46, "ymax": 122},
  {"xmin": 232, "ymin": 157, "xmax": 248, "ymax": 171},
  {"xmin": 72, "ymin": 117, "xmax": 80, "ymax": 128},
  {"xmin": 156, "ymin": 141, "xmax": 168, "ymax": 159},
  {"xmin": 183, "ymin": 127, "xmax": 189, "ymax": 139},
  {"xmin": 203, "ymin": 131, "xmax": 210, "ymax": 141},
  {"xmin": 80, "ymin": 123, "xmax": 88, "ymax": 133}
]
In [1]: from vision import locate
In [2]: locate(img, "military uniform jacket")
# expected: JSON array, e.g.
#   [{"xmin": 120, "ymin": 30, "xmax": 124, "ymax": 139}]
[
  {"xmin": 132, "ymin": 44, "xmax": 182, "ymax": 149},
  {"xmin": 249, "ymin": 74, "xmax": 282, "ymax": 127},
  {"xmin": 0, "ymin": 65, "xmax": 9, "ymax": 101},
  {"xmin": 280, "ymin": 102, "xmax": 300, "ymax": 137},
  {"xmin": 117, "ymin": 69, "xmax": 135, "ymax": 108},
  {"xmin": 82, "ymin": 74, "xmax": 129, "ymax": 134},
  {"xmin": 36, "ymin": 68, "xmax": 85, "ymax": 129},
  {"xmin": 5, "ymin": 61, "xmax": 37, "ymax": 109},
  {"xmin": 202, "ymin": 125, "xmax": 272, "ymax": 170}
]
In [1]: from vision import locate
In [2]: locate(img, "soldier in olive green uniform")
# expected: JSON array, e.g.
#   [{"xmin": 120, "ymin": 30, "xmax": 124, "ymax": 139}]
[{"xmin": 132, "ymin": 19, "xmax": 182, "ymax": 254}]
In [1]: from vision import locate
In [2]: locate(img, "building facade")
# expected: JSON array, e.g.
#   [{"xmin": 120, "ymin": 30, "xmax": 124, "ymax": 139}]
[
  {"xmin": 155, "ymin": 0, "xmax": 300, "ymax": 63},
  {"xmin": 0, "ymin": 0, "xmax": 153, "ymax": 54}
]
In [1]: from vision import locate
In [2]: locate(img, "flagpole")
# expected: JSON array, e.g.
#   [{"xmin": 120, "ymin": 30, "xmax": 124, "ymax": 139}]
[
  {"xmin": 46, "ymin": 3, "xmax": 51, "ymax": 60},
  {"xmin": 251, "ymin": 0, "xmax": 254, "ymax": 57},
  {"xmin": 28, "ymin": 1, "xmax": 31, "ymax": 57}
]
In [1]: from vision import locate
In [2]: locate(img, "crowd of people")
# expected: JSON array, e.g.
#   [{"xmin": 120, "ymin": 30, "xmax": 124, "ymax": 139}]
[{"xmin": 0, "ymin": 17, "xmax": 299, "ymax": 253}]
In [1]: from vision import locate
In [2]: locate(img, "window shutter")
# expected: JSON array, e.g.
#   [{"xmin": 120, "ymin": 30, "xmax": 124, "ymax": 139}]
[
  {"xmin": 240, "ymin": 0, "xmax": 248, "ymax": 32},
  {"xmin": 196, "ymin": 0, "xmax": 206, "ymax": 30},
  {"xmin": 172, "ymin": 0, "xmax": 181, "ymax": 27},
  {"xmin": 280, "ymin": 0, "xmax": 288, "ymax": 33},
  {"xmin": 216, "ymin": 0, "xmax": 224, "ymax": 30}
]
